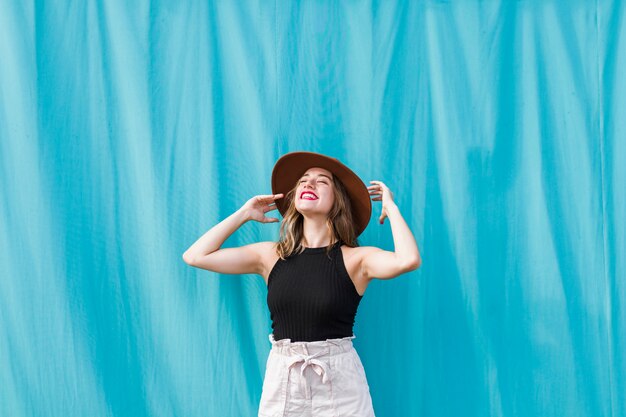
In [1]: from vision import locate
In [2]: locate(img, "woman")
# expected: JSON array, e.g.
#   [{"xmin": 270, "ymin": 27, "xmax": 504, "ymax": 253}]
[{"xmin": 183, "ymin": 151, "xmax": 421, "ymax": 416}]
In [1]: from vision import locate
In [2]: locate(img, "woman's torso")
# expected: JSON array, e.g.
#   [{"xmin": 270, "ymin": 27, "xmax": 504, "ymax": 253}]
[{"xmin": 258, "ymin": 242, "xmax": 370, "ymax": 297}]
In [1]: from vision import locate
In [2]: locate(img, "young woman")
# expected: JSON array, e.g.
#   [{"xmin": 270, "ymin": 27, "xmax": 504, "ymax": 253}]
[{"xmin": 183, "ymin": 151, "xmax": 421, "ymax": 416}]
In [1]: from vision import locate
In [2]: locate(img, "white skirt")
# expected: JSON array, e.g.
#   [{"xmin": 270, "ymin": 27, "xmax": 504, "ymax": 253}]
[{"xmin": 258, "ymin": 333, "xmax": 376, "ymax": 417}]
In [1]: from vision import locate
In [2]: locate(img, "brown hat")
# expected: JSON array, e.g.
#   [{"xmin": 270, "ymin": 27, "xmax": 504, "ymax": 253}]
[{"xmin": 271, "ymin": 151, "xmax": 372, "ymax": 237}]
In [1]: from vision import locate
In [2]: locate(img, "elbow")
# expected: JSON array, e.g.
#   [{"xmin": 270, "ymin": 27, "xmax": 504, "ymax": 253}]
[
  {"xmin": 404, "ymin": 257, "xmax": 422, "ymax": 271},
  {"xmin": 182, "ymin": 252, "xmax": 196, "ymax": 265}
]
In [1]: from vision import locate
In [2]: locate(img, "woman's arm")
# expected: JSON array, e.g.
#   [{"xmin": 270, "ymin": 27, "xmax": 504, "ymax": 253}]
[
  {"xmin": 383, "ymin": 202, "xmax": 421, "ymax": 267},
  {"xmin": 360, "ymin": 181, "xmax": 421, "ymax": 280},
  {"xmin": 182, "ymin": 206, "xmax": 251, "ymax": 264},
  {"xmin": 182, "ymin": 194, "xmax": 283, "ymax": 275}
]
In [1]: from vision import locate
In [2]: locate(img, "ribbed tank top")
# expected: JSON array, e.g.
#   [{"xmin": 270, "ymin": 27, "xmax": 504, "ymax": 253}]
[{"xmin": 267, "ymin": 240, "xmax": 363, "ymax": 342}]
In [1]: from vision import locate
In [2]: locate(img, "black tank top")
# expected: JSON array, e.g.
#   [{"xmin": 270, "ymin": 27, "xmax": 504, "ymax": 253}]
[{"xmin": 267, "ymin": 240, "xmax": 363, "ymax": 342}]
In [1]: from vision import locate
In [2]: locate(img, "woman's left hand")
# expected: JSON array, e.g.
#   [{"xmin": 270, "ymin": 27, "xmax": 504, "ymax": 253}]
[{"xmin": 368, "ymin": 180, "xmax": 395, "ymax": 224}]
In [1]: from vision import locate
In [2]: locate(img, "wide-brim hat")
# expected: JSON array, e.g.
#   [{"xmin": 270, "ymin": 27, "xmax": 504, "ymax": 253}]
[{"xmin": 271, "ymin": 151, "xmax": 372, "ymax": 237}]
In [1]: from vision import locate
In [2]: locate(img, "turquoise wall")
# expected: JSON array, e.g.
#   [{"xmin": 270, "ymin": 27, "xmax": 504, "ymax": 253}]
[{"xmin": 1, "ymin": 1, "xmax": 624, "ymax": 416}]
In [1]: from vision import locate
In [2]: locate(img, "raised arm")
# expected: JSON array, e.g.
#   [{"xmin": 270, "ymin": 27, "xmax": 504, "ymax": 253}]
[
  {"xmin": 182, "ymin": 193, "xmax": 283, "ymax": 275},
  {"xmin": 361, "ymin": 181, "xmax": 421, "ymax": 280}
]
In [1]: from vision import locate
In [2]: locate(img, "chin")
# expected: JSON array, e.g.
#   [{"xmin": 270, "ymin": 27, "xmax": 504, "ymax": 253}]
[{"xmin": 297, "ymin": 209, "xmax": 331, "ymax": 217}]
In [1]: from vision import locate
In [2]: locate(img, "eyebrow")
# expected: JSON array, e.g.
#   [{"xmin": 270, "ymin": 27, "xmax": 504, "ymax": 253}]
[{"xmin": 300, "ymin": 173, "xmax": 332, "ymax": 180}]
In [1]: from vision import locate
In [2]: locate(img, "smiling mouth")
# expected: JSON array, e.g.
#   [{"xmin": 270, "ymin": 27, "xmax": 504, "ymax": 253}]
[{"xmin": 300, "ymin": 192, "xmax": 318, "ymax": 200}]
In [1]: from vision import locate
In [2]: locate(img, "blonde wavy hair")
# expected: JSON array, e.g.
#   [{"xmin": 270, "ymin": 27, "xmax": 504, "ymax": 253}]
[{"xmin": 276, "ymin": 172, "xmax": 360, "ymax": 260}]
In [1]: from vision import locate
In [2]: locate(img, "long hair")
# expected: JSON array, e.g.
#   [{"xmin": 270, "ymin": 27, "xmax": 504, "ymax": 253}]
[{"xmin": 276, "ymin": 173, "xmax": 360, "ymax": 260}]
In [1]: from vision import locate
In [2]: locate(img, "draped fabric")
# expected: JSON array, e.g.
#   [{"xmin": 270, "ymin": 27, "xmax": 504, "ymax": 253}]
[{"xmin": 1, "ymin": 1, "xmax": 624, "ymax": 416}]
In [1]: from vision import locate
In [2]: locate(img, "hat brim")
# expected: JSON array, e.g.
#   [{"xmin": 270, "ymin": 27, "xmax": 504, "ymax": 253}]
[{"xmin": 271, "ymin": 151, "xmax": 372, "ymax": 237}]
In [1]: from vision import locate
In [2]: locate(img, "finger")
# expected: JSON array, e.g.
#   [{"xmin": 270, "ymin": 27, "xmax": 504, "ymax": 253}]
[{"xmin": 259, "ymin": 193, "xmax": 283, "ymax": 201}]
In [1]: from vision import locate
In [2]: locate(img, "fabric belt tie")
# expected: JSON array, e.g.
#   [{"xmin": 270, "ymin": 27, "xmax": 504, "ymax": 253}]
[{"xmin": 285, "ymin": 349, "xmax": 330, "ymax": 400}]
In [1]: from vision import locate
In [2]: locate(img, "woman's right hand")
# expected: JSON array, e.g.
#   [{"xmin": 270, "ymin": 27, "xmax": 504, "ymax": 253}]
[{"xmin": 242, "ymin": 193, "xmax": 284, "ymax": 223}]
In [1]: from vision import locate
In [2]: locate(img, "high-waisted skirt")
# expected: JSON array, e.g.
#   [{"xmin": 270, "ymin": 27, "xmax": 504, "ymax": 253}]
[{"xmin": 258, "ymin": 333, "xmax": 376, "ymax": 417}]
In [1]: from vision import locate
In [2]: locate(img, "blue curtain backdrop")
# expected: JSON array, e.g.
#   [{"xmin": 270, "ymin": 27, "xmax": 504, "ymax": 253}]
[{"xmin": 1, "ymin": 1, "xmax": 624, "ymax": 416}]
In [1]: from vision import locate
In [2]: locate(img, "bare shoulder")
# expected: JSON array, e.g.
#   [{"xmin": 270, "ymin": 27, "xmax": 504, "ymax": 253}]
[
  {"xmin": 341, "ymin": 245, "xmax": 382, "ymax": 262},
  {"xmin": 340, "ymin": 245, "xmax": 383, "ymax": 271},
  {"xmin": 350, "ymin": 245, "xmax": 420, "ymax": 280},
  {"xmin": 349, "ymin": 245, "xmax": 383, "ymax": 255}
]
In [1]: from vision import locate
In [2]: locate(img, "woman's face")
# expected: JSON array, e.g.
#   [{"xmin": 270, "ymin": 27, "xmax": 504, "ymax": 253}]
[{"xmin": 294, "ymin": 167, "xmax": 335, "ymax": 216}]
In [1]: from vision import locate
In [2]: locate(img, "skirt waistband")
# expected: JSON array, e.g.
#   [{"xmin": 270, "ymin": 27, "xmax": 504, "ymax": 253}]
[{"xmin": 268, "ymin": 333, "xmax": 356, "ymax": 356}]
